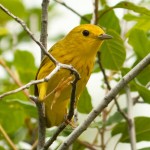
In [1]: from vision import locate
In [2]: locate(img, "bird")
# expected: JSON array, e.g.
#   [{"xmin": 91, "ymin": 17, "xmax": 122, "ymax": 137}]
[{"xmin": 35, "ymin": 24, "xmax": 112, "ymax": 127}]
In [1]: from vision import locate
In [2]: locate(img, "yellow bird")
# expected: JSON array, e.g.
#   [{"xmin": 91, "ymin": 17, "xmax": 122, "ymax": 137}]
[{"xmin": 35, "ymin": 24, "xmax": 112, "ymax": 127}]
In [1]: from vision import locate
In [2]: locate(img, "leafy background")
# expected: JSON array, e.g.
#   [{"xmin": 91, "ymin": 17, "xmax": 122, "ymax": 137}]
[{"xmin": 0, "ymin": 0, "xmax": 150, "ymax": 150}]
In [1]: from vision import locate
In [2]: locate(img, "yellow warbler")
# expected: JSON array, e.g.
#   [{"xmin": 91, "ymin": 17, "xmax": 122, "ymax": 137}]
[{"xmin": 35, "ymin": 24, "xmax": 112, "ymax": 127}]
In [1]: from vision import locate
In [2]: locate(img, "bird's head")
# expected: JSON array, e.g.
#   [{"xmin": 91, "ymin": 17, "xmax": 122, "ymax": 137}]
[{"xmin": 64, "ymin": 24, "xmax": 112, "ymax": 57}]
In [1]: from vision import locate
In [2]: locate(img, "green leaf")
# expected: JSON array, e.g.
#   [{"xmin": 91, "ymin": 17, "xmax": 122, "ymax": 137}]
[
  {"xmin": 9, "ymin": 99, "xmax": 37, "ymax": 118},
  {"xmin": 0, "ymin": 27, "xmax": 8, "ymax": 36},
  {"xmin": 136, "ymin": 66, "xmax": 150, "ymax": 86},
  {"xmin": 98, "ymin": 8, "xmax": 121, "ymax": 33},
  {"xmin": 107, "ymin": 111, "xmax": 124, "ymax": 125},
  {"xmin": 124, "ymin": 14, "xmax": 150, "ymax": 31},
  {"xmin": 81, "ymin": 9, "xmax": 121, "ymax": 33},
  {"xmin": 14, "ymin": 50, "xmax": 37, "ymax": 83},
  {"xmin": 114, "ymin": 1, "xmax": 150, "ymax": 16},
  {"xmin": 128, "ymin": 29, "xmax": 150, "ymax": 59},
  {"xmin": 112, "ymin": 117, "xmax": 150, "ymax": 143},
  {"xmin": 72, "ymin": 141, "xmax": 85, "ymax": 150},
  {"xmin": 100, "ymin": 29, "xmax": 126, "ymax": 70},
  {"xmin": 134, "ymin": 82, "xmax": 150, "ymax": 104},
  {"xmin": 78, "ymin": 88, "xmax": 92, "ymax": 114},
  {"xmin": 139, "ymin": 148, "xmax": 150, "ymax": 150},
  {"xmin": 0, "ymin": 101, "xmax": 25, "ymax": 134},
  {"xmin": 0, "ymin": 0, "xmax": 26, "ymax": 23}
]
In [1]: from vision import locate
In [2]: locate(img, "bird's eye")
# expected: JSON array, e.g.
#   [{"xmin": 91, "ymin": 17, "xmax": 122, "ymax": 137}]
[{"xmin": 82, "ymin": 30, "xmax": 89, "ymax": 36}]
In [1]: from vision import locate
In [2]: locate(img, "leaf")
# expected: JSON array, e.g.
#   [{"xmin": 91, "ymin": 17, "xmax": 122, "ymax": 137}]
[
  {"xmin": 78, "ymin": 88, "xmax": 92, "ymax": 114},
  {"xmin": 107, "ymin": 111, "xmax": 124, "ymax": 125},
  {"xmin": 139, "ymin": 148, "xmax": 150, "ymax": 150},
  {"xmin": 14, "ymin": 50, "xmax": 37, "ymax": 83},
  {"xmin": 134, "ymin": 82, "xmax": 150, "ymax": 104},
  {"xmin": 0, "ymin": 101, "xmax": 25, "ymax": 134},
  {"xmin": 0, "ymin": 27, "xmax": 8, "ymax": 36},
  {"xmin": 124, "ymin": 14, "xmax": 150, "ymax": 31},
  {"xmin": 100, "ymin": 29, "xmax": 126, "ymax": 70},
  {"xmin": 0, "ymin": 0, "xmax": 26, "ymax": 23},
  {"xmin": 114, "ymin": 1, "xmax": 150, "ymax": 16},
  {"xmin": 136, "ymin": 66, "xmax": 150, "ymax": 86},
  {"xmin": 72, "ymin": 141, "xmax": 85, "ymax": 150},
  {"xmin": 128, "ymin": 29, "xmax": 150, "ymax": 59},
  {"xmin": 81, "ymin": 9, "xmax": 121, "ymax": 33},
  {"xmin": 112, "ymin": 117, "xmax": 150, "ymax": 143},
  {"xmin": 98, "ymin": 8, "xmax": 121, "ymax": 33}
]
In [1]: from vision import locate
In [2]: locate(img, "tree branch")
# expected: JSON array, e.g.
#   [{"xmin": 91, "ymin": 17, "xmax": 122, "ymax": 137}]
[
  {"xmin": 125, "ymin": 86, "xmax": 137, "ymax": 150},
  {"xmin": 54, "ymin": 0, "xmax": 90, "ymax": 23},
  {"xmin": 35, "ymin": 0, "xmax": 50, "ymax": 149},
  {"xmin": 0, "ymin": 58, "xmax": 29, "ymax": 99},
  {"xmin": 40, "ymin": 0, "xmax": 49, "ymax": 60},
  {"xmin": 0, "ymin": 124, "xmax": 18, "ymax": 150},
  {"xmin": 57, "ymin": 53, "xmax": 150, "ymax": 150},
  {"xmin": 91, "ymin": 0, "xmax": 99, "ymax": 25},
  {"xmin": 0, "ymin": 4, "xmax": 57, "ymax": 65},
  {"xmin": 43, "ymin": 69, "xmax": 80, "ymax": 150}
]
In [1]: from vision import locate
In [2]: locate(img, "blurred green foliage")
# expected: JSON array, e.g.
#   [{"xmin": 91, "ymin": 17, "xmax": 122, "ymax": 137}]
[{"xmin": 0, "ymin": 0, "xmax": 150, "ymax": 149}]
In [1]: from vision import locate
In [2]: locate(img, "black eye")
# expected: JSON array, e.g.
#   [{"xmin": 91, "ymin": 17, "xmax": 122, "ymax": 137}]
[{"xmin": 82, "ymin": 30, "xmax": 89, "ymax": 36}]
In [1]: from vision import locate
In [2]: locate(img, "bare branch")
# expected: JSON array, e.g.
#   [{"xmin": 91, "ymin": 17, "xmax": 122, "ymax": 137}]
[
  {"xmin": 43, "ymin": 67, "xmax": 80, "ymax": 149},
  {"xmin": 0, "ymin": 58, "xmax": 29, "ymax": 99},
  {"xmin": 125, "ymin": 86, "xmax": 137, "ymax": 150},
  {"xmin": 91, "ymin": 0, "xmax": 99, "ymax": 25},
  {"xmin": 0, "ymin": 65, "xmax": 61, "ymax": 99},
  {"xmin": 0, "ymin": 124, "xmax": 18, "ymax": 150},
  {"xmin": 57, "ymin": 53, "xmax": 150, "ymax": 150},
  {"xmin": 0, "ymin": 4, "xmax": 57, "ymax": 65},
  {"xmin": 40, "ymin": 0, "xmax": 49, "ymax": 59},
  {"xmin": 54, "ymin": 0, "xmax": 90, "ymax": 23}
]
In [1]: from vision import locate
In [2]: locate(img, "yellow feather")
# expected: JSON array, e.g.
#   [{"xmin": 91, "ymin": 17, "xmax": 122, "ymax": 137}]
[{"xmin": 35, "ymin": 24, "xmax": 112, "ymax": 127}]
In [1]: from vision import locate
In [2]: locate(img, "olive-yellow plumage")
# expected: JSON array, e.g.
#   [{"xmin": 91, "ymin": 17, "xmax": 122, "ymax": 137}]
[{"xmin": 35, "ymin": 24, "xmax": 112, "ymax": 127}]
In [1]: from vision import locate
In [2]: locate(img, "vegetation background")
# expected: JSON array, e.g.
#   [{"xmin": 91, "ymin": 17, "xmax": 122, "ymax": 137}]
[{"xmin": 0, "ymin": 0, "xmax": 150, "ymax": 150}]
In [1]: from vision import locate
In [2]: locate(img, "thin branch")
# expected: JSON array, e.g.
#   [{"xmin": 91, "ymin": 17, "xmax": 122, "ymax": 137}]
[
  {"xmin": 0, "ymin": 4, "xmax": 57, "ymax": 65},
  {"xmin": 57, "ymin": 53, "xmax": 150, "ymax": 150},
  {"xmin": 77, "ymin": 139, "xmax": 97, "ymax": 150},
  {"xmin": 0, "ymin": 124, "xmax": 18, "ymax": 150},
  {"xmin": 54, "ymin": 0, "xmax": 90, "ymax": 23},
  {"xmin": 97, "ymin": 51, "xmax": 129, "ymax": 128},
  {"xmin": 91, "ymin": 0, "xmax": 99, "ymax": 25},
  {"xmin": 40, "ymin": 0, "xmax": 49, "ymax": 60},
  {"xmin": 0, "ymin": 65, "xmax": 60, "ymax": 99},
  {"xmin": 35, "ymin": 0, "xmax": 50, "ymax": 148},
  {"xmin": 43, "ymin": 70, "xmax": 80, "ymax": 149},
  {"xmin": 125, "ymin": 86, "xmax": 137, "ymax": 150},
  {"xmin": 0, "ymin": 58, "xmax": 29, "ymax": 99}
]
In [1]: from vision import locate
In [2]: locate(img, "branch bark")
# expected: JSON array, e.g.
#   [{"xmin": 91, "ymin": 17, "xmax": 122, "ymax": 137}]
[
  {"xmin": 0, "ymin": 124, "xmax": 18, "ymax": 150},
  {"xmin": 125, "ymin": 86, "xmax": 137, "ymax": 150},
  {"xmin": 57, "ymin": 53, "xmax": 150, "ymax": 150}
]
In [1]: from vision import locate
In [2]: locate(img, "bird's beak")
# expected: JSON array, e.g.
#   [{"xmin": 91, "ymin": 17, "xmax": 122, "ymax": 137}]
[{"xmin": 98, "ymin": 34, "xmax": 113, "ymax": 40}]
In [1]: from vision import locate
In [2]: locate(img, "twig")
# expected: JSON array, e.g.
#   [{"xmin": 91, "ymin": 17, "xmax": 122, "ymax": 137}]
[
  {"xmin": 91, "ymin": 0, "xmax": 99, "ymax": 25},
  {"xmin": 97, "ymin": 52, "xmax": 111, "ymax": 90},
  {"xmin": 0, "ymin": 65, "xmax": 60, "ymax": 99},
  {"xmin": 43, "ymin": 122, "xmax": 66, "ymax": 150},
  {"xmin": 77, "ymin": 139, "xmax": 97, "ymax": 150},
  {"xmin": 57, "ymin": 53, "xmax": 150, "ymax": 150},
  {"xmin": 43, "ymin": 70, "xmax": 80, "ymax": 149},
  {"xmin": 97, "ymin": 52, "xmax": 129, "ymax": 120},
  {"xmin": 54, "ymin": 0, "xmax": 90, "ymax": 23},
  {"xmin": 0, "ymin": 4, "xmax": 57, "ymax": 65},
  {"xmin": 0, "ymin": 3, "xmax": 81, "ymax": 150},
  {"xmin": 0, "ymin": 124, "xmax": 18, "ymax": 150},
  {"xmin": 40, "ymin": 0, "xmax": 49, "ymax": 60},
  {"xmin": 0, "ymin": 58, "xmax": 29, "ymax": 99},
  {"xmin": 35, "ymin": 0, "xmax": 50, "ymax": 148},
  {"xmin": 125, "ymin": 86, "xmax": 137, "ymax": 150}
]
